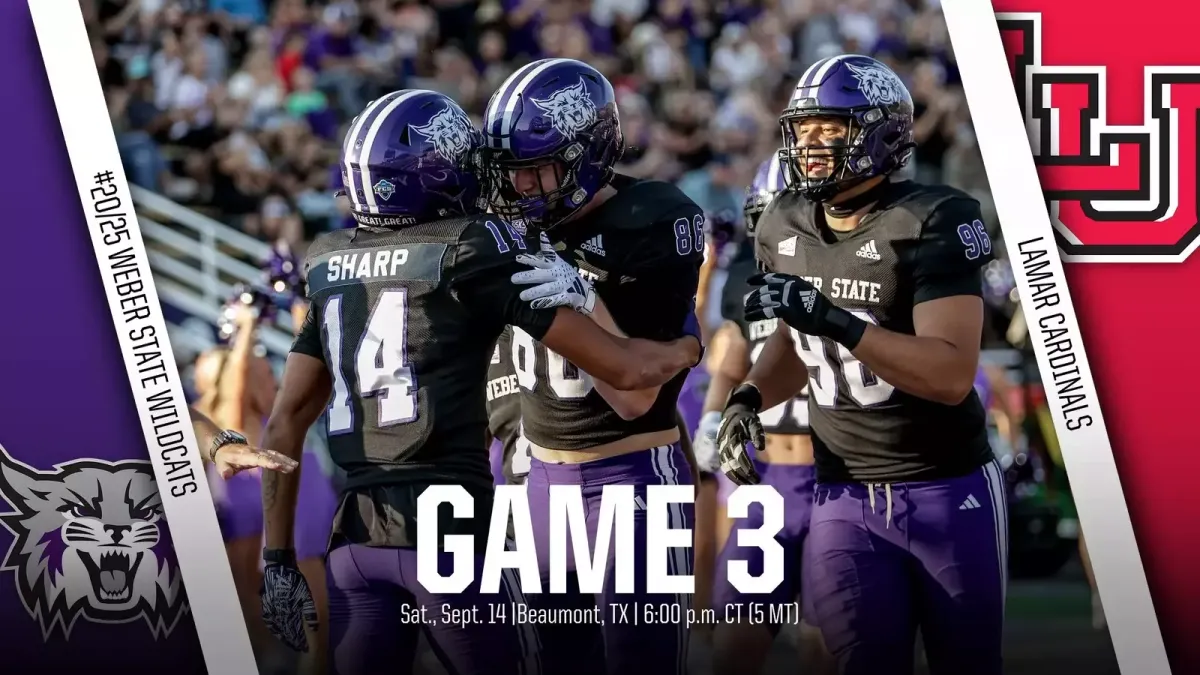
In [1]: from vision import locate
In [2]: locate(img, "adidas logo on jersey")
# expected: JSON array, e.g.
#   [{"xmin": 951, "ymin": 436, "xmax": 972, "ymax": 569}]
[
  {"xmin": 856, "ymin": 240, "xmax": 882, "ymax": 261},
  {"xmin": 778, "ymin": 236, "xmax": 797, "ymax": 257},
  {"xmin": 581, "ymin": 235, "xmax": 605, "ymax": 256},
  {"xmin": 959, "ymin": 494, "xmax": 981, "ymax": 510}
]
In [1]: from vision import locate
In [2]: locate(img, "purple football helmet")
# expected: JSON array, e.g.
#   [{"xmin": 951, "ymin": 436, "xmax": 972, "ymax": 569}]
[
  {"xmin": 743, "ymin": 154, "xmax": 789, "ymax": 237},
  {"xmin": 778, "ymin": 54, "xmax": 915, "ymax": 202},
  {"xmin": 339, "ymin": 89, "xmax": 484, "ymax": 227},
  {"xmin": 480, "ymin": 58, "xmax": 625, "ymax": 231}
]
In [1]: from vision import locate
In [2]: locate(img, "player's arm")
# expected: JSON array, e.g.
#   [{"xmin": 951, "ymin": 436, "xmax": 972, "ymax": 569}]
[
  {"xmin": 539, "ymin": 311, "xmax": 699, "ymax": 391},
  {"xmin": 455, "ymin": 228, "xmax": 701, "ymax": 392},
  {"xmin": 585, "ymin": 297, "xmax": 665, "ymax": 420},
  {"xmin": 848, "ymin": 199, "xmax": 990, "ymax": 405},
  {"xmin": 701, "ymin": 322, "xmax": 751, "ymax": 415},
  {"xmin": 587, "ymin": 207, "xmax": 707, "ymax": 418},
  {"xmin": 261, "ymin": 306, "xmax": 333, "ymax": 550},
  {"xmin": 189, "ymin": 406, "xmax": 224, "ymax": 459},
  {"xmin": 743, "ymin": 326, "xmax": 809, "ymax": 411}
]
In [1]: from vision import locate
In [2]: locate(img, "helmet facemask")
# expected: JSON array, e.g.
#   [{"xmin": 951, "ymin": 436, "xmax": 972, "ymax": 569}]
[
  {"xmin": 779, "ymin": 107, "xmax": 904, "ymax": 203},
  {"xmin": 482, "ymin": 140, "xmax": 595, "ymax": 232}
]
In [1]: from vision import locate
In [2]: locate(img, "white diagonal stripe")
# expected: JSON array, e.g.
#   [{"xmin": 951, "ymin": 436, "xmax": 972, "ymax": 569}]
[
  {"xmin": 945, "ymin": 3, "xmax": 1169, "ymax": 673},
  {"xmin": 26, "ymin": 1, "xmax": 257, "ymax": 672}
]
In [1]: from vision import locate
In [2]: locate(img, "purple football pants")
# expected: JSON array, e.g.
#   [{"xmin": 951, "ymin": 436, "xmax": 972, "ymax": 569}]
[
  {"xmin": 326, "ymin": 545, "xmax": 536, "ymax": 675},
  {"xmin": 713, "ymin": 462, "xmax": 816, "ymax": 632},
  {"xmin": 525, "ymin": 443, "xmax": 695, "ymax": 675},
  {"xmin": 806, "ymin": 460, "xmax": 1008, "ymax": 675}
]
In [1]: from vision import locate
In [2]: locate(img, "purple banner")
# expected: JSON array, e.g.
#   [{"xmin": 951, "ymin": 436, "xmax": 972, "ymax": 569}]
[{"xmin": 0, "ymin": 4, "xmax": 205, "ymax": 671}]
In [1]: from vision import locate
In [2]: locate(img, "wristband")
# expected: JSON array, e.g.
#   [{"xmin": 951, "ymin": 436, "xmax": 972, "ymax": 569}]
[
  {"xmin": 725, "ymin": 383, "xmax": 763, "ymax": 413},
  {"xmin": 209, "ymin": 429, "xmax": 248, "ymax": 462},
  {"xmin": 824, "ymin": 306, "xmax": 868, "ymax": 350},
  {"xmin": 262, "ymin": 548, "xmax": 296, "ymax": 566}
]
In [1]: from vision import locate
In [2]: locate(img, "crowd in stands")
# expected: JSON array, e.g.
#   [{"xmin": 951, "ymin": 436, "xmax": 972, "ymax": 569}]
[{"xmin": 87, "ymin": 0, "xmax": 1013, "ymax": 346}]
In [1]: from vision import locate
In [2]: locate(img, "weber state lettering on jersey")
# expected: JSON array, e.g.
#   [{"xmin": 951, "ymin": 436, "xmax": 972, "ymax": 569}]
[
  {"xmin": 754, "ymin": 180, "xmax": 993, "ymax": 482},
  {"xmin": 721, "ymin": 245, "xmax": 809, "ymax": 436},
  {"xmin": 291, "ymin": 216, "xmax": 554, "ymax": 501},
  {"xmin": 486, "ymin": 330, "xmax": 532, "ymax": 483},
  {"xmin": 517, "ymin": 176, "xmax": 704, "ymax": 450}
]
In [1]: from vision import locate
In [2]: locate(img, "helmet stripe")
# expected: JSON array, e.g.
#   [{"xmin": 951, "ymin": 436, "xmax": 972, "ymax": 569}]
[
  {"xmin": 495, "ymin": 57, "xmax": 572, "ymax": 149},
  {"xmin": 358, "ymin": 89, "xmax": 431, "ymax": 214},
  {"xmin": 486, "ymin": 59, "xmax": 549, "ymax": 140},
  {"xmin": 342, "ymin": 92, "xmax": 403, "ymax": 210},
  {"xmin": 794, "ymin": 55, "xmax": 846, "ymax": 103}
]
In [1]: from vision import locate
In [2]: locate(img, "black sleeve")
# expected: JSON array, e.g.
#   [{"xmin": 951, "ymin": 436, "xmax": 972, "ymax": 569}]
[
  {"xmin": 912, "ymin": 197, "xmax": 993, "ymax": 305},
  {"xmin": 451, "ymin": 219, "xmax": 558, "ymax": 341},
  {"xmin": 290, "ymin": 301, "xmax": 326, "ymax": 361},
  {"xmin": 620, "ymin": 206, "xmax": 705, "ymax": 341}
]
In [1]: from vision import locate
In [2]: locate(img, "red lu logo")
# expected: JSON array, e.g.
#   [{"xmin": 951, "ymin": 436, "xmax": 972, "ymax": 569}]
[{"xmin": 998, "ymin": 11, "xmax": 1200, "ymax": 262}]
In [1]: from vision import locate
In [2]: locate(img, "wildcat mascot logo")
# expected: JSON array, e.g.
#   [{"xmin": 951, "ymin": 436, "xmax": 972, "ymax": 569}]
[
  {"xmin": 0, "ymin": 444, "xmax": 187, "ymax": 639},
  {"xmin": 412, "ymin": 105, "xmax": 474, "ymax": 163},
  {"xmin": 532, "ymin": 77, "xmax": 597, "ymax": 137}
]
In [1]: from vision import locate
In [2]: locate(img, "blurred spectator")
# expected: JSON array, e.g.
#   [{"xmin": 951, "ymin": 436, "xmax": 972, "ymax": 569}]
[{"xmin": 88, "ymin": 0, "xmax": 999, "ymax": 338}]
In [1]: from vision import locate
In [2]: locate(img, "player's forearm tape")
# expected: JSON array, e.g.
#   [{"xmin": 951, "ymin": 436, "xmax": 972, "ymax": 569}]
[
  {"xmin": 824, "ymin": 306, "xmax": 868, "ymax": 350},
  {"xmin": 726, "ymin": 383, "xmax": 763, "ymax": 413}
]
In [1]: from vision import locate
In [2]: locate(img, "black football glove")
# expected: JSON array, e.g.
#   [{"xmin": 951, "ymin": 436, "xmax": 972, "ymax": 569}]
[
  {"xmin": 743, "ymin": 272, "xmax": 867, "ymax": 349},
  {"xmin": 716, "ymin": 384, "xmax": 766, "ymax": 486},
  {"xmin": 261, "ymin": 550, "xmax": 318, "ymax": 652}
]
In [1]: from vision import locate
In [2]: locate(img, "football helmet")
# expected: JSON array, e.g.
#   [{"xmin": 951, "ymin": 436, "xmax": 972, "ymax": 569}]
[
  {"xmin": 742, "ymin": 154, "xmax": 789, "ymax": 237},
  {"xmin": 778, "ymin": 55, "xmax": 915, "ymax": 202},
  {"xmin": 480, "ymin": 58, "xmax": 625, "ymax": 231},
  {"xmin": 339, "ymin": 89, "xmax": 484, "ymax": 227}
]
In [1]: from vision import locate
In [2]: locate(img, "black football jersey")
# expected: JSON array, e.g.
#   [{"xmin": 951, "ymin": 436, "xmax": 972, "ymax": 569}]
[
  {"xmin": 721, "ymin": 244, "xmax": 810, "ymax": 436},
  {"xmin": 291, "ymin": 216, "xmax": 556, "ymax": 545},
  {"xmin": 754, "ymin": 180, "xmax": 993, "ymax": 482},
  {"xmin": 485, "ymin": 330, "xmax": 531, "ymax": 484},
  {"xmin": 515, "ymin": 176, "xmax": 704, "ymax": 450}
]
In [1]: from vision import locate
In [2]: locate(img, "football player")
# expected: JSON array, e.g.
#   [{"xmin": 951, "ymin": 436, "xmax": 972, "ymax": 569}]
[
  {"xmin": 696, "ymin": 156, "xmax": 833, "ymax": 675},
  {"xmin": 716, "ymin": 55, "xmax": 1007, "ymax": 675},
  {"xmin": 485, "ymin": 329, "xmax": 532, "ymax": 486},
  {"xmin": 257, "ymin": 90, "xmax": 700, "ymax": 675},
  {"xmin": 480, "ymin": 58, "xmax": 704, "ymax": 675}
]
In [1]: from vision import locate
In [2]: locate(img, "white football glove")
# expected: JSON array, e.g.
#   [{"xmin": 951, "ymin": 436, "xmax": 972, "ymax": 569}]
[
  {"xmin": 693, "ymin": 411, "xmax": 722, "ymax": 474},
  {"xmin": 511, "ymin": 249, "xmax": 597, "ymax": 315}
]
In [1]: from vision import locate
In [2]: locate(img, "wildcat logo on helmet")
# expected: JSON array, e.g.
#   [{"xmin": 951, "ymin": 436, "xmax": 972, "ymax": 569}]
[
  {"xmin": 531, "ymin": 77, "xmax": 597, "ymax": 137},
  {"xmin": 845, "ymin": 61, "xmax": 906, "ymax": 107},
  {"xmin": 0, "ymin": 446, "xmax": 188, "ymax": 640},
  {"xmin": 373, "ymin": 179, "xmax": 396, "ymax": 202},
  {"xmin": 411, "ymin": 106, "xmax": 474, "ymax": 163}
]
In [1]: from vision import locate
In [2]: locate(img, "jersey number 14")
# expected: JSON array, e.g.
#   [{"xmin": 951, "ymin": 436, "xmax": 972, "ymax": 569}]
[{"xmin": 323, "ymin": 291, "xmax": 416, "ymax": 433}]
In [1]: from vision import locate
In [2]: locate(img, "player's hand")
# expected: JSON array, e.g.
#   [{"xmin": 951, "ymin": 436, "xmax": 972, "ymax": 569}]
[
  {"xmin": 511, "ymin": 250, "xmax": 597, "ymax": 315},
  {"xmin": 744, "ymin": 272, "xmax": 866, "ymax": 349},
  {"xmin": 693, "ymin": 411, "xmax": 722, "ymax": 474},
  {"xmin": 261, "ymin": 555, "xmax": 318, "ymax": 652},
  {"xmin": 212, "ymin": 443, "xmax": 298, "ymax": 480},
  {"xmin": 716, "ymin": 384, "xmax": 765, "ymax": 486}
]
